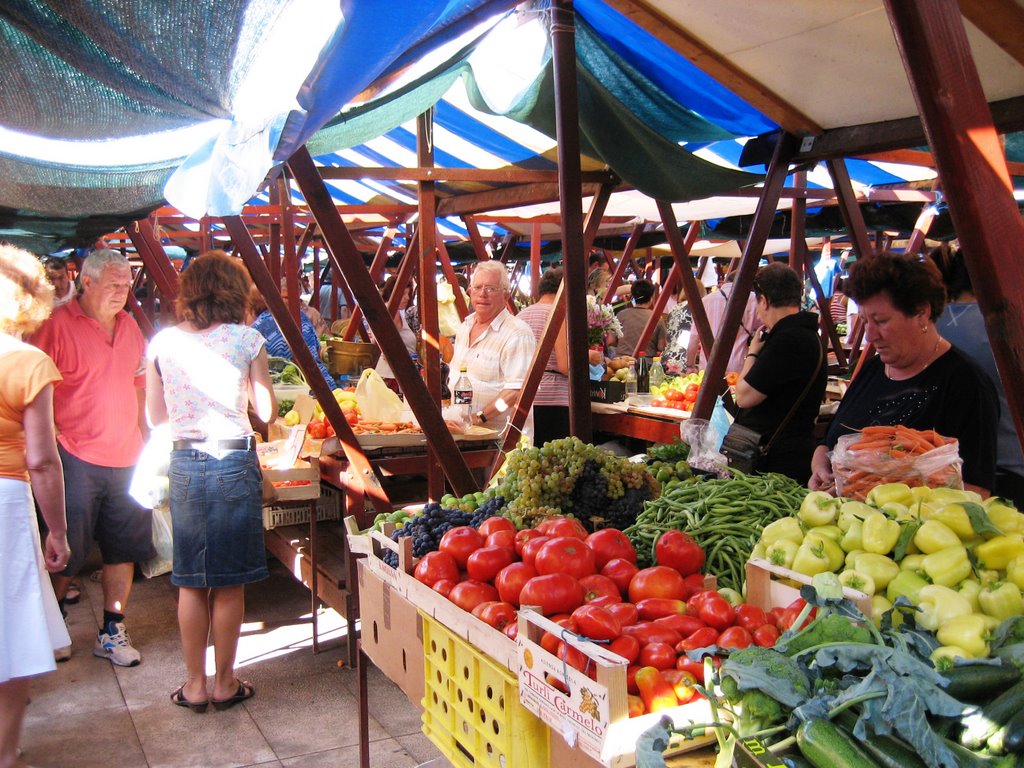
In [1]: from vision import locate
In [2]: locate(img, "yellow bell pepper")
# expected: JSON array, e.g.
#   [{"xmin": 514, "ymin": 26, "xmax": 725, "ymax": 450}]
[
  {"xmin": 760, "ymin": 516, "xmax": 805, "ymax": 546},
  {"xmin": 844, "ymin": 548, "xmax": 865, "ymax": 569},
  {"xmin": 838, "ymin": 501, "xmax": 874, "ymax": 532},
  {"xmin": 1007, "ymin": 555, "xmax": 1024, "ymax": 591},
  {"xmin": 973, "ymin": 533, "xmax": 1024, "ymax": 571},
  {"xmin": 922, "ymin": 503, "xmax": 976, "ymax": 541},
  {"xmin": 850, "ymin": 552, "xmax": 900, "ymax": 590},
  {"xmin": 840, "ymin": 520, "xmax": 864, "ymax": 553},
  {"xmin": 887, "ymin": 569, "xmax": 929, "ymax": 605},
  {"xmin": 955, "ymin": 579, "xmax": 983, "ymax": 613},
  {"xmin": 838, "ymin": 569, "xmax": 875, "ymax": 596},
  {"xmin": 866, "ymin": 482, "xmax": 914, "ymax": 507},
  {"xmin": 880, "ymin": 501, "xmax": 913, "ymax": 522},
  {"xmin": 765, "ymin": 538, "xmax": 799, "ymax": 570},
  {"xmin": 914, "ymin": 519, "xmax": 962, "ymax": 554},
  {"xmin": 915, "ymin": 584, "xmax": 973, "ymax": 631},
  {"xmin": 812, "ymin": 524, "xmax": 844, "ymax": 543},
  {"xmin": 978, "ymin": 581, "xmax": 1024, "ymax": 621},
  {"xmin": 862, "ymin": 511, "xmax": 901, "ymax": 554},
  {"xmin": 900, "ymin": 554, "xmax": 926, "ymax": 572},
  {"xmin": 928, "ymin": 487, "xmax": 981, "ymax": 505},
  {"xmin": 936, "ymin": 614, "xmax": 991, "ymax": 658},
  {"xmin": 931, "ymin": 645, "xmax": 971, "ymax": 666},
  {"xmin": 798, "ymin": 491, "xmax": 841, "ymax": 527},
  {"xmin": 921, "ymin": 546, "xmax": 973, "ymax": 588},
  {"xmin": 792, "ymin": 532, "xmax": 844, "ymax": 577},
  {"xmin": 871, "ymin": 595, "xmax": 894, "ymax": 628},
  {"xmin": 909, "ymin": 485, "xmax": 933, "ymax": 503},
  {"xmin": 982, "ymin": 499, "xmax": 1024, "ymax": 535}
]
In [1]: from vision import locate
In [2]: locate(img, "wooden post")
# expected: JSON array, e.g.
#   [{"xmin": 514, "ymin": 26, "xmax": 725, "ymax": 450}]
[{"xmin": 885, "ymin": 0, "xmax": 1024, "ymax": 467}]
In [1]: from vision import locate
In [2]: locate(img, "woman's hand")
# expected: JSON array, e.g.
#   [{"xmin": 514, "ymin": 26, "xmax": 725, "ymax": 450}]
[
  {"xmin": 808, "ymin": 444, "xmax": 835, "ymax": 492},
  {"xmin": 44, "ymin": 531, "xmax": 71, "ymax": 574}
]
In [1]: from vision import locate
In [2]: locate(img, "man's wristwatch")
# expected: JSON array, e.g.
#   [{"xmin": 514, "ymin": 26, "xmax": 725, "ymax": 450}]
[{"xmin": 476, "ymin": 410, "xmax": 487, "ymax": 424}]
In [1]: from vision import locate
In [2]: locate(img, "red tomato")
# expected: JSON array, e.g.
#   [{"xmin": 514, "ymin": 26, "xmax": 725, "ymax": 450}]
[
  {"xmin": 587, "ymin": 594, "xmax": 621, "ymax": 607},
  {"xmin": 519, "ymin": 535, "xmax": 551, "ymax": 568},
  {"xmin": 578, "ymin": 574, "xmax": 621, "ymax": 604},
  {"xmin": 465, "ymin": 545, "xmax": 515, "ymax": 583},
  {"xmin": 676, "ymin": 626, "xmax": 720, "ymax": 652},
  {"xmin": 635, "ymin": 598, "xmax": 688, "ymax": 621},
  {"xmin": 557, "ymin": 641, "xmax": 589, "ymax": 674},
  {"xmin": 504, "ymin": 622, "xmax": 519, "ymax": 640},
  {"xmin": 571, "ymin": 604, "xmax": 622, "ymax": 641},
  {"xmin": 662, "ymin": 669, "xmax": 701, "ymax": 705},
  {"xmin": 518, "ymin": 573, "xmax": 585, "ymax": 616},
  {"xmin": 534, "ymin": 537, "xmax": 597, "ymax": 579},
  {"xmin": 686, "ymin": 589, "xmax": 716, "ymax": 615},
  {"xmin": 682, "ymin": 572, "xmax": 708, "ymax": 599},
  {"xmin": 538, "ymin": 516, "xmax": 588, "ymax": 539},
  {"xmin": 778, "ymin": 598, "xmax": 814, "ymax": 631},
  {"xmin": 601, "ymin": 558, "xmax": 640, "ymax": 596},
  {"xmin": 654, "ymin": 530, "xmax": 705, "ymax": 577},
  {"xmin": 546, "ymin": 672, "xmax": 569, "ymax": 695},
  {"xmin": 653, "ymin": 614, "xmax": 706, "ymax": 637},
  {"xmin": 514, "ymin": 528, "xmax": 545, "ymax": 557},
  {"xmin": 438, "ymin": 526, "xmax": 485, "ymax": 568},
  {"xmin": 684, "ymin": 383, "xmax": 700, "ymax": 399},
  {"xmin": 697, "ymin": 593, "xmax": 736, "ymax": 631},
  {"xmin": 431, "ymin": 578, "xmax": 457, "ymax": 598},
  {"xmin": 626, "ymin": 664, "xmax": 641, "ymax": 695},
  {"xmin": 620, "ymin": 622, "xmax": 682, "ymax": 647},
  {"xmin": 486, "ymin": 530, "xmax": 517, "ymax": 551},
  {"xmin": 609, "ymin": 635, "xmax": 641, "ymax": 664},
  {"xmin": 628, "ymin": 566, "xmax": 688, "ymax": 603},
  {"xmin": 584, "ymin": 528, "xmax": 637, "ymax": 569},
  {"xmin": 472, "ymin": 601, "xmax": 518, "ymax": 631},
  {"xmin": 767, "ymin": 606, "xmax": 786, "ymax": 630},
  {"xmin": 413, "ymin": 550, "xmax": 460, "ymax": 587},
  {"xmin": 477, "ymin": 515, "xmax": 516, "ymax": 538},
  {"xmin": 752, "ymin": 623, "xmax": 781, "ymax": 648},
  {"xmin": 676, "ymin": 655, "xmax": 709, "ymax": 683},
  {"xmin": 494, "ymin": 562, "xmax": 537, "ymax": 607},
  {"xmin": 447, "ymin": 580, "xmax": 499, "ymax": 613},
  {"xmin": 717, "ymin": 625, "xmax": 753, "ymax": 650},
  {"xmin": 605, "ymin": 602, "xmax": 639, "ymax": 628},
  {"xmin": 639, "ymin": 642, "xmax": 677, "ymax": 670},
  {"xmin": 734, "ymin": 604, "xmax": 769, "ymax": 632},
  {"xmin": 306, "ymin": 419, "xmax": 327, "ymax": 439}
]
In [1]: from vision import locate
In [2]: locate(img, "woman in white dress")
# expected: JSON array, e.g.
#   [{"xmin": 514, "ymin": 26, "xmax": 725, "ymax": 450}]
[{"xmin": 0, "ymin": 244, "xmax": 71, "ymax": 768}]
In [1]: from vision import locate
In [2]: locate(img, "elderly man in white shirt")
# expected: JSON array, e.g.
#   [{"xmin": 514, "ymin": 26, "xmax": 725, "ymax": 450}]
[
  {"xmin": 44, "ymin": 257, "xmax": 77, "ymax": 307},
  {"xmin": 447, "ymin": 260, "xmax": 536, "ymax": 430}
]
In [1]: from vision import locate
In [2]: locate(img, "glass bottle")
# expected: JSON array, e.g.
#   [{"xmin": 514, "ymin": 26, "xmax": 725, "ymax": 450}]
[
  {"xmin": 624, "ymin": 363, "xmax": 638, "ymax": 398},
  {"xmin": 635, "ymin": 352, "xmax": 651, "ymax": 393},
  {"xmin": 649, "ymin": 356, "xmax": 666, "ymax": 393}
]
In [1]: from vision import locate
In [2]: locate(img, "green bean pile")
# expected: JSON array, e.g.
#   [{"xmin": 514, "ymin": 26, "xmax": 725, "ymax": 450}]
[{"xmin": 624, "ymin": 471, "xmax": 808, "ymax": 594}]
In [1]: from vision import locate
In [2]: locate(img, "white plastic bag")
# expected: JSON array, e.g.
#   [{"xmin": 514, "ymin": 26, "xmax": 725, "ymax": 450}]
[
  {"xmin": 354, "ymin": 368, "xmax": 406, "ymax": 423},
  {"xmin": 129, "ymin": 424, "xmax": 171, "ymax": 509},
  {"xmin": 141, "ymin": 504, "xmax": 173, "ymax": 579}
]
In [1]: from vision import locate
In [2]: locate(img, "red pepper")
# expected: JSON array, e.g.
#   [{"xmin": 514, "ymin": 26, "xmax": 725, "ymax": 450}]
[
  {"xmin": 661, "ymin": 669, "xmax": 701, "ymax": 705},
  {"xmin": 635, "ymin": 597, "xmax": 688, "ymax": 621},
  {"xmin": 635, "ymin": 666, "xmax": 678, "ymax": 713},
  {"xmin": 676, "ymin": 626, "xmax": 719, "ymax": 652},
  {"xmin": 652, "ymin": 614, "xmax": 706, "ymax": 637}
]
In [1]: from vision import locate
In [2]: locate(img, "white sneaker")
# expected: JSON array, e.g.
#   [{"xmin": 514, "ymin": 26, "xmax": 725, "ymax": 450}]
[
  {"xmin": 93, "ymin": 621, "xmax": 141, "ymax": 667},
  {"xmin": 54, "ymin": 643, "xmax": 72, "ymax": 662}
]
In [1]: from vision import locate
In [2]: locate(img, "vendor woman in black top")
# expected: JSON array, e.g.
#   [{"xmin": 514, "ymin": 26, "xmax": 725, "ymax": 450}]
[
  {"xmin": 734, "ymin": 263, "xmax": 827, "ymax": 484},
  {"xmin": 808, "ymin": 251, "xmax": 998, "ymax": 495}
]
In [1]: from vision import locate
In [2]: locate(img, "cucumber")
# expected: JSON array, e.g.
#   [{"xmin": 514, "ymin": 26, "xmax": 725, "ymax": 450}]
[
  {"xmin": 833, "ymin": 712, "xmax": 926, "ymax": 768},
  {"xmin": 960, "ymin": 678, "xmax": 1024, "ymax": 749},
  {"xmin": 796, "ymin": 719, "xmax": 881, "ymax": 768},
  {"xmin": 941, "ymin": 662, "xmax": 1022, "ymax": 702}
]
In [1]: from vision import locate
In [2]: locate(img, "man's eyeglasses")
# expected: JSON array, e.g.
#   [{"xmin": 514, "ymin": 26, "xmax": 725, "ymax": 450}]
[{"xmin": 470, "ymin": 285, "xmax": 503, "ymax": 295}]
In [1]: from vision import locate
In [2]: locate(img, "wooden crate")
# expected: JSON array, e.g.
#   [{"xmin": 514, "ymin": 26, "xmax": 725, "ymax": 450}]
[{"xmin": 745, "ymin": 558, "xmax": 872, "ymax": 616}]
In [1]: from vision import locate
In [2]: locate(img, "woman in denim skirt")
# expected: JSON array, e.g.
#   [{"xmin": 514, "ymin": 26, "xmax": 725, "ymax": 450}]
[{"xmin": 145, "ymin": 251, "xmax": 275, "ymax": 713}]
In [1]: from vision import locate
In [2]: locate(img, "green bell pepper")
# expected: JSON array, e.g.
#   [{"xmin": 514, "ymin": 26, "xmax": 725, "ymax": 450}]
[
  {"xmin": 973, "ymin": 533, "xmax": 1024, "ymax": 571},
  {"xmin": 760, "ymin": 516, "xmax": 805, "ymax": 546},
  {"xmin": 915, "ymin": 584, "xmax": 973, "ymax": 631},
  {"xmin": 936, "ymin": 614, "xmax": 991, "ymax": 659},
  {"xmin": 837, "ymin": 500, "xmax": 873, "ymax": 532},
  {"xmin": 862, "ymin": 510, "xmax": 901, "ymax": 554},
  {"xmin": 921, "ymin": 545, "xmax": 973, "ymax": 588},
  {"xmin": 766, "ymin": 538, "xmax": 799, "ymax": 569},
  {"xmin": 798, "ymin": 491, "xmax": 841, "ymax": 527},
  {"xmin": 914, "ymin": 519, "xmax": 963, "ymax": 554},
  {"xmin": 850, "ymin": 552, "xmax": 901, "ymax": 590},
  {"xmin": 978, "ymin": 581, "xmax": 1024, "ymax": 621},
  {"xmin": 887, "ymin": 569, "xmax": 930, "ymax": 605},
  {"xmin": 838, "ymin": 568, "xmax": 876, "ymax": 596},
  {"xmin": 866, "ymin": 482, "xmax": 914, "ymax": 507}
]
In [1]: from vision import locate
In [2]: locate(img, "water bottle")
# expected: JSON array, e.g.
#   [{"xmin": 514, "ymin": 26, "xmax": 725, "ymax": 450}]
[
  {"xmin": 624, "ymin": 363, "xmax": 638, "ymax": 398},
  {"xmin": 453, "ymin": 366, "xmax": 473, "ymax": 423},
  {"xmin": 635, "ymin": 352, "xmax": 651, "ymax": 393},
  {"xmin": 649, "ymin": 356, "xmax": 666, "ymax": 393}
]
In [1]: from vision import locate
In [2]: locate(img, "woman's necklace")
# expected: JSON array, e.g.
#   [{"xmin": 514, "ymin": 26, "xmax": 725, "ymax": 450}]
[{"xmin": 885, "ymin": 335, "xmax": 944, "ymax": 380}]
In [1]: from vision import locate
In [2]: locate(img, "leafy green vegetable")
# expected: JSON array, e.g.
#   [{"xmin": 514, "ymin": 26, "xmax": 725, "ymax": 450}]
[
  {"xmin": 720, "ymin": 646, "xmax": 812, "ymax": 710},
  {"xmin": 277, "ymin": 398, "xmax": 295, "ymax": 417},
  {"xmin": 646, "ymin": 439, "xmax": 689, "ymax": 463}
]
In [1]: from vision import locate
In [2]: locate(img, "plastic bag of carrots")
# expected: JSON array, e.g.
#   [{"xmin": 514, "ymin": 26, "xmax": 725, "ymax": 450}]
[{"xmin": 831, "ymin": 425, "xmax": 963, "ymax": 500}]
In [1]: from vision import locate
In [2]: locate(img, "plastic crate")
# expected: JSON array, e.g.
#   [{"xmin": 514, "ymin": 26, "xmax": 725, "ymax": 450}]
[
  {"xmin": 421, "ymin": 613, "xmax": 548, "ymax": 768},
  {"xmin": 262, "ymin": 482, "xmax": 341, "ymax": 529}
]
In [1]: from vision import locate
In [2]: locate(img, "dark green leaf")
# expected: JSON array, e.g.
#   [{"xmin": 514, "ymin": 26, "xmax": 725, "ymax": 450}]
[
  {"xmin": 962, "ymin": 501, "xmax": 1003, "ymax": 537},
  {"xmin": 893, "ymin": 518, "xmax": 922, "ymax": 561},
  {"xmin": 634, "ymin": 716, "xmax": 673, "ymax": 768}
]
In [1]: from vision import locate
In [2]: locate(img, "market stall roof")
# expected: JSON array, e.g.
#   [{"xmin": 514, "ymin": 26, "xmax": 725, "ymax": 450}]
[{"xmin": 0, "ymin": 0, "xmax": 1021, "ymax": 253}]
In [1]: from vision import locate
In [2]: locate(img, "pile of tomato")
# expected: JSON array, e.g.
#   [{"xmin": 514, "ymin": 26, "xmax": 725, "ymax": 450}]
[{"xmin": 410, "ymin": 514, "xmax": 783, "ymax": 717}]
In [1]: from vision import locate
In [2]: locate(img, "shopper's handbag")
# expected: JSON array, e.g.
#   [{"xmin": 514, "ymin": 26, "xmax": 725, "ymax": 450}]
[{"xmin": 720, "ymin": 341, "xmax": 824, "ymax": 474}]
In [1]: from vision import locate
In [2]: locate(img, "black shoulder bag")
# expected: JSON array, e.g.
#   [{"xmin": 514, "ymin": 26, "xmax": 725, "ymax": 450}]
[{"xmin": 720, "ymin": 341, "xmax": 824, "ymax": 474}]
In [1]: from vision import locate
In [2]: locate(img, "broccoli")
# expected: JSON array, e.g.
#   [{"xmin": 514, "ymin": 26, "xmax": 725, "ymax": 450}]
[
  {"xmin": 778, "ymin": 613, "xmax": 874, "ymax": 657},
  {"xmin": 720, "ymin": 646, "xmax": 813, "ymax": 709}
]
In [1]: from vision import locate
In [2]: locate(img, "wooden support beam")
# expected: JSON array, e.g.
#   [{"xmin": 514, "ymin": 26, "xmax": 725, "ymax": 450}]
[
  {"xmin": 223, "ymin": 214, "xmax": 393, "ymax": 516},
  {"xmin": 903, "ymin": 197, "xmax": 939, "ymax": 256},
  {"xmin": 826, "ymin": 159, "xmax": 876, "ymax": 263},
  {"xmin": 886, "ymin": 0, "xmax": 1024, "ymax": 473},
  {"xmin": 317, "ymin": 165, "xmax": 617, "ymax": 184},
  {"xmin": 634, "ymin": 223, "xmax": 698, "ymax": 357},
  {"xmin": 278, "ymin": 176, "xmax": 301, "ymax": 322},
  {"xmin": 462, "ymin": 214, "xmax": 490, "ymax": 261},
  {"xmin": 790, "ymin": 171, "xmax": 807, "ymax": 272},
  {"xmin": 692, "ymin": 133, "xmax": 801, "ymax": 421},
  {"xmin": 128, "ymin": 218, "xmax": 179, "ymax": 305},
  {"xmin": 435, "ymin": 232, "xmax": 470, "ymax": 319},
  {"xmin": 286, "ymin": 146, "xmax": 478, "ymax": 495},
  {"xmin": 530, "ymin": 222, "xmax": 542, "ymax": 300},
  {"xmin": 603, "ymin": 223, "xmax": 641, "ymax": 305},
  {"xmin": 552, "ymin": 0, "xmax": 592, "ymax": 442},
  {"xmin": 958, "ymin": 0, "xmax": 1024, "ymax": 68},
  {"xmin": 436, "ymin": 181, "xmax": 608, "ymax": 217},
  {"xmin": 800, "ymin": 239, "xmax": 847, "ymax": 369},
  {"xmin": 342, "ymin": 229, "xmax": 395, "ymax": 342}
]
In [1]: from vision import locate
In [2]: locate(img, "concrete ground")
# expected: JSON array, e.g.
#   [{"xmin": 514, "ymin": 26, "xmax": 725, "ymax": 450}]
[{"xmin": 19, "ymin": 555, "xmax": 447, "ymax": 768}]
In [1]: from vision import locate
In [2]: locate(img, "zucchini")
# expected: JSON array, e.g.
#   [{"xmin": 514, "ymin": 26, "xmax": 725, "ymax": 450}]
[
  {"xmin": 987, "ymin": 706, "xmax": 1024, "ymax": 755},
  {"xmin": 941, "ymin": 662, "xmax": 1022, "ymax": 702},
  {"xmin": 833, "ymin": 712, "xmax": 926, "ymax": 768},
  {"xmin": 796, "ymin": 718, "xmax": 881, "ymax": 768},
  {"xmin": 960, "ymin": 678, "xmax": 1024, "ymax": 749},
  {"xmin": 942, "ymin": 736, "xmax": 1019, "ymax": 768}
]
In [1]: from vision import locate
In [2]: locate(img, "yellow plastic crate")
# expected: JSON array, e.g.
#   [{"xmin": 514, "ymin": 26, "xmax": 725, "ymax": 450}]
[{"xmin": 420, "ymin": 613, "xmax": 548, "ymax": 768}]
